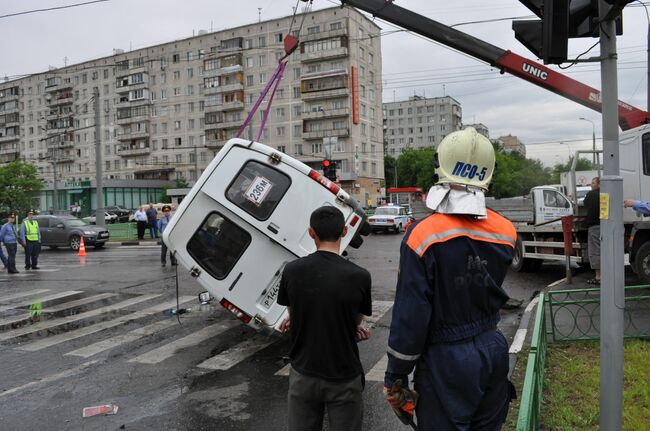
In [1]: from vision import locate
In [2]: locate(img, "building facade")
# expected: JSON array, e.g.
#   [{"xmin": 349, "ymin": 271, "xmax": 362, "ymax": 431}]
[
  {"xmin": 383, "ymin": 95, "xmax": 462, "ymax": 157},
  {"xmin": 498, "ymin": 134, "xmax": 526, "ymax": 156},
  {"xmin": 463, "ymin": 123, "xmax": 489, "ymax": 139},
  {"xmin": 0, "ymin": 6, "xmax": 385, "ymax": 211}
]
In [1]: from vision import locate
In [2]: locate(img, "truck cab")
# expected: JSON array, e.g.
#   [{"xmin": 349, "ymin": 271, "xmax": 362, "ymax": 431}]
[{"xmin": 163, "ymin": 138, "xmax": 369, "ymax": 333}]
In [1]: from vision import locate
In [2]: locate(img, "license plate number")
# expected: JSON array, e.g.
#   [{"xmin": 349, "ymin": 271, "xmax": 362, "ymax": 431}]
[
  {"xmin": 260, "ymin": 278, "xmax": 281, "ymax": 310},
  {"xmin": 245, "ymin": 176, "xmax": 273, "ymax": 207}
]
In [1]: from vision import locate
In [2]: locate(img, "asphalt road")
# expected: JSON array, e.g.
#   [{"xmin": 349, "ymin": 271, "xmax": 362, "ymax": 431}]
[{"xmin": 0, "ymin": 233, "xmax": 562, "ymax": 430}]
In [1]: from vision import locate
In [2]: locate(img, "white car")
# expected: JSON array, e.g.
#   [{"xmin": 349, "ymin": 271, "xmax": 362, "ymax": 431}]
[
  {"xmin": 576, "ymin": 186, "xmax": 592, "ymax": 206},
  {"xmin": 83, "ymin": 211, "xmax": 118, "ymax": 224},
  {"xmin": 368, "ymin": 205, "xmax": 412, "ymax": 233}
]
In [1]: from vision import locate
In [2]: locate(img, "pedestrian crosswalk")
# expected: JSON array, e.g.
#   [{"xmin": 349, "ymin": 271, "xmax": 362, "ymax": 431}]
[{"xmin": 0, "ymin": 288, "xmax": 396, "ymax": 395}]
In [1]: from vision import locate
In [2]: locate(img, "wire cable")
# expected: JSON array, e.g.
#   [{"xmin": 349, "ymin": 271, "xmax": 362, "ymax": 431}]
[{"xmin": 0, "ymin": 0, "xmax": 110, "ymax": 20}]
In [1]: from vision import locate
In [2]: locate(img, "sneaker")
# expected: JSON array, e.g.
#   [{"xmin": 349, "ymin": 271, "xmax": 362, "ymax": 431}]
[
  {"xmin": 8, "ymin": 270, "xmax": 19, "ymax": 274},
  {"xmin": 32, "ymin": 267, "xmax": 40, "ymax": 270}
]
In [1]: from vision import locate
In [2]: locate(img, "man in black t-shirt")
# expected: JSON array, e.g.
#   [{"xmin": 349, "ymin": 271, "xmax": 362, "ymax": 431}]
[
  {"xmin": 277, "ymin": 206, "xmax": 372, "ymax": 431},
  {"xmin": 583, "ymin": 177, "xmax": 601, "ymax": 284}
]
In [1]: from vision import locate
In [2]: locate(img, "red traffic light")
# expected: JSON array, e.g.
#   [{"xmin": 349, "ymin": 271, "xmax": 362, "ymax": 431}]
[{"xmin": 322, "ymin": 159, "xmax": 331, "ymax": 167}]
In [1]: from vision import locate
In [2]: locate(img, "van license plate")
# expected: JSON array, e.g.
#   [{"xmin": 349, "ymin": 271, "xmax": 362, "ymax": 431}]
[
  {"xmin": 245, "ymin": 176, "xmax": 273, "ymax": 207},
  {"xmin": 261, "ymin": 279, "xmax": 281, "ymax": 310}
]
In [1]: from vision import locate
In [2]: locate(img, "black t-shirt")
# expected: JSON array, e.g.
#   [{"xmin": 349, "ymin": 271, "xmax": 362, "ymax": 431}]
[
  {"xmin": 277, "ymin": 250, "xmax": 372, "ymax": 381},
  {"xmin": 583, "ymin": 189, "xmax": 600, "ymax": 227}
]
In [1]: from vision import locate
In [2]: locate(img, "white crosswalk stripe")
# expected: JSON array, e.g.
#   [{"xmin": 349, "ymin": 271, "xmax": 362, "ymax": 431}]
[
  {"xmin": 365, "ymin": 355, "xmax": 388, "ymax": 382},
  {"xmin": 0, "ymin": 291, "xmax": 84, "ymax": 327},
  {"xmin": 0, "ymin": 294, "xmax": 161, "ymax": 343},
  {"xmin": 128, "ymin": 319, "xmax": 240, "ymax": 365},
  {"xmin": 0, "ymin": 289, "xmax": 51, "ymax": 310},
  {"xmin": 65, "ymin": 297, "xmax": 195, "ymax": 358},
  {"xmin": 197, "ymin": 333, "xmax": 276, "ymax": 370},
  {"xmin": 16, "ymin": 296, "xmax": 193, "ymax": 352}
]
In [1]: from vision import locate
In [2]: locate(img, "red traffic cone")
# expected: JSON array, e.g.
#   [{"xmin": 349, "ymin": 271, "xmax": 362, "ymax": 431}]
[{"xmin": 77, "ymin": 236, "xmax": 87, "ymax": 257}]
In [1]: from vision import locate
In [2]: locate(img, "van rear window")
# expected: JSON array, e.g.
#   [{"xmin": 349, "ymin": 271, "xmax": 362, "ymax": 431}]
[
  {"xmin": 187, "ymin": 212, "xmax": 251, "ymax": 280},
  {"xmin": 226, "ymin": 160, "xmax": 291, "ymax": 221}
]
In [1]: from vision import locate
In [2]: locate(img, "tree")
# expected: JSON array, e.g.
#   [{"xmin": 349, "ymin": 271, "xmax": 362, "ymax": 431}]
[
  {"xmin": 0, "ymin": 160, "xmax": 43, "ymax": 216},
  {"xmin": 395, "ymin": 147, "xmax": 436, "ymax": 191},
  {"xmin": 488, "ymin": 144, "xmax": 552, "ymax": 198},
  {"xmin": 548, "ymin": 158, "xmax": 594, "ymax": 184}
]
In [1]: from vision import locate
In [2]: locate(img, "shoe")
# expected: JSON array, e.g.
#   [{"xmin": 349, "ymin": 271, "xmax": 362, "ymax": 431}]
[
  {"xmin": 32, "ymin": 267, "xmax": 40, "ymax": 270},
  {"xmin": 8, "ymin": 270, "xmax": 19, "ymax": 274},
  {"xmin": 587, "ymin": 278, "xmax": 600, "ymax": 285},
  {"xmin": 25, "ymin": 266, "xmax": 30, "ymax": 270},
  {"xmin": 161, "ymin": 262, "xmax": 166, "ymax": 267}
]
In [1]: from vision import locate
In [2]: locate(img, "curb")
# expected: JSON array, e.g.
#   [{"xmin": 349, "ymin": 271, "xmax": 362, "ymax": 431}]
[{"xmin": 507, "ymin": 295, "xmax": 541, "ymax": 379}]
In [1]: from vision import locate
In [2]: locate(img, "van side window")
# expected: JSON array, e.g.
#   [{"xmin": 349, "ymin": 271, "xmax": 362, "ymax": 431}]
[
  {"xmin": 187, "ymin": 212, "xmax": 251, "ymax": 280},
  {"xmin": 643, "ymin": 133, "xmax": 650, "ymax": 175},
  {"xmin": 226, "ymin": 160, "xmax": 291, "ymax": 221}
]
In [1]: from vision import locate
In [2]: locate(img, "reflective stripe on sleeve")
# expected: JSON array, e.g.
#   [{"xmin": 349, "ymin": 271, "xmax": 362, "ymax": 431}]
[
  {"xmin": 413, "ymin": 227, "xmax": 516, "ymax": 255},
  {"xmin": 387, "ymin": 346, "xmax": 420, "ymax": 361}
]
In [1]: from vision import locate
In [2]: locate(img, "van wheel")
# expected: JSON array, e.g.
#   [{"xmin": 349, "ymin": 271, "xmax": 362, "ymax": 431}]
[
  {"xmin": 633, "ymin": 242, "xmax": 650, "ymax": 284},
  {"xmin": 69, "ymin": 235, "xmax": 81, "ymax": 251},
  {"xmin": 396, "ymin": 224, "xmax": 403, "ymax": 234}
]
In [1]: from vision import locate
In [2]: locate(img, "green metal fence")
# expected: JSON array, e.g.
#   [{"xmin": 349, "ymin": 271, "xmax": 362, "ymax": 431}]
[
  {"xmin": 516, "ymin": 286, "xmax": 650, "ymax": 430},
  {"xmin": 106, "ymin": 223, "xmax": 137, "ymax": 241},
  {"xmin": 547, "ymin": 285, "xmax": 650, "ymax": 342},
  {"xmin": 516, "ymin": 293, "xmax": 547, "ymax": 431}
]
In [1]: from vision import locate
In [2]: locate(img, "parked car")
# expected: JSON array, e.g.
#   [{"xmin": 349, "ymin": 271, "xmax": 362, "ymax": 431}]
[
  {"xmin": 104, "ymin": 205, "xmax": 131, "ymax": 222},
  {"xmin": 34, "ymin": 215, "xmax": 110, "ymax": 250},
  {"xmin": 368, "ymin": 205, "xmax": 412, "ymax": 233},
  {"xmin": 82, "ymin": 211, "xmax": 118, "ymax": 224}
]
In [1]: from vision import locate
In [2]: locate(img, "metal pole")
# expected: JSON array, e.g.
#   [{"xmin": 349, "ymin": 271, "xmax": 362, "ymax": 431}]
[
  {"xmin": 52, "ymin": 150, "xmax": 58, "ymax": 211},
  {"xmin": 599, "ymin": 3, "xmax": 625, "ymax": 429},
  {"xmin": 94, "ymin": 89, "xmax": 105, "ymax": 227},
  {"xmin": 193, "ymin": 142, "xmax": 198, "ymax": 184},
  {"xmin": 647, "ymin": 23, "xmax": 649, "ymax": 112}
]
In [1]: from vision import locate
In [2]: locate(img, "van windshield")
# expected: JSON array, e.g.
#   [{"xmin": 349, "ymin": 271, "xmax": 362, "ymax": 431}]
[
  {"xmin": 187, "ymin": 212, "xmax": 251, "ymax": 280},
  {"xmin": 375, "ymin": 207, "xmax": 399, "ymax": 216}
]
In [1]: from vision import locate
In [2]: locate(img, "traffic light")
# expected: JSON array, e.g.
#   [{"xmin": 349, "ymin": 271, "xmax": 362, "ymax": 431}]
[
  {"xmin": 514, "ymin": 0, "xmax": 631, "ymax": 64},
  {"xmin": 322, "ymin": 159, "xmax": 337, "ymax": 182},
  {"xmin": 513, "ymin": 0, "xmax": 569, "ymax": 65}
]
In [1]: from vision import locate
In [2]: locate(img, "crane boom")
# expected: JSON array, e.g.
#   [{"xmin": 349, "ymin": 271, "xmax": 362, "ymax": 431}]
[{"xmin": 340, "ymin": 0, "xmax": 650, "ymax": 130}]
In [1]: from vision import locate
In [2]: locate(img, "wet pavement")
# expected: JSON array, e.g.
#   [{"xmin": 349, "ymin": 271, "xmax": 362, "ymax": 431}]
[{"xmin": 0, "ymin": 234, "xmax": 560, "ymax": 430}]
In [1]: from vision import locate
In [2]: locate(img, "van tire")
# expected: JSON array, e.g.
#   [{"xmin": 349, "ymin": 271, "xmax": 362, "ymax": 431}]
[
  {"xmin": 396, "ymin": 224, "xmax": 403, "ymax": 234},
  {"xmin": 633, "ymin": 242, "xmax": 650, "ymax": 284}
]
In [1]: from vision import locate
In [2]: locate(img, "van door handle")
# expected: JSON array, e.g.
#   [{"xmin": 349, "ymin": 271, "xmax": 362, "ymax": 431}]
[
  {"xmin": 267, "ymin": 223, "xmax": 279, "ymax": 234},
  {"xmin": 228, "ymin": 272, "xmax": 243, "ymax": 291}
]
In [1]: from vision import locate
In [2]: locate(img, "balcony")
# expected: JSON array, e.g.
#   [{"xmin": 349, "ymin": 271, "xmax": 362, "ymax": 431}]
[
  {"xmin": 116, "ymin": 65, "xmax": 146, "ymax": 78},
  {"xmin": 203, "ymin": 64, "xmax": 243, "ymax": 78},
  {"xmin": 0, "ymin": 146, "xmax": 19, "ymax": 155},
  {"xmin": 116, "ymin": 113, "xmax": 149, "ymax": 125},
  {"xmin": 301, "ymin": 87, "xmax": 350, "ymax": 101},
  {"xmin": 117, "ymin": 130, "xmax": 149, "ymax": 141},
  {"xmin": 302, "ymin": 128, "xmax": 350, "ymax": 140},
  {"xmin": 301, "ymin": 27, "xmax": 348, "ymax": 43},
  {"xmin": 45, "ymin": 81, "xmax": 73, "ymax": 92},
  {"xmin": 47, "ymin": 140, "xmax": 75, "ymax": 149},
  {"xmin": 302, "ymin": 107, "xmax": 350, "ymax": 120},
  {"xmin": 49, "ymin": 95, "xmax": 74, "ymax": 106},
  {"xmin": 118, "ymin": 146, "xmax": 151, "ymax": 156},
  {"xmin": 116, "ymin": 98, "xmax": 151, "ymax": 108},
  {"xmin": 300, "ymin": 47, "xmax": 348, "ymax": 63},
  {"xmin": 204, "ymin": 83, "xmax": 244, "ymax": 95},
  {"xmin": 206, "ymin": 101, "xmax": 245, "ymax": 112},
  {"xmin": 0, "ymin": 134, "xmax": 19, "ymax": 143},
  {"xmin": 205, "ymin": 139, "xmax": 227, "ymax": 150},
  {"xmin": 55, "ymin": 155, "xmax": 75, "ymax": 163},
  {"xmin": 116, "ymin": 82, "xmax": 148, "ymax": 93},
  {"xmin": 0, "ymin": 151, "xmax": 19, "ymax": 162},
  {"xmin": 0, "ymin": 106, "xmax": 19, "ymax": 115}
]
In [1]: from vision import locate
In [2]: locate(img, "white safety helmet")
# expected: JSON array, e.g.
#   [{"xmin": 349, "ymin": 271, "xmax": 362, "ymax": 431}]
[{"xmin": 434, "ymin": 127, "xmax": 495, "ymax": 191}]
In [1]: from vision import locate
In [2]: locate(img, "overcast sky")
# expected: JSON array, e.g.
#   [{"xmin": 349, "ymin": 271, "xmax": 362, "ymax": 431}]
[{"xmin": 1, "ymin": 0, "xmax": 648, "ymax": 166}]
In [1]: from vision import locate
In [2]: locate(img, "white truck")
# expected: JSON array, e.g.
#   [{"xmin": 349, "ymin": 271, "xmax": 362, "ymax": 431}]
[
  {"xmin": 162, "ymin": 138, "xmax": 370, "ymax": 333},
  {"xmin": 488, "ymin": 124, "xmax": 650, "ymax": 282}
]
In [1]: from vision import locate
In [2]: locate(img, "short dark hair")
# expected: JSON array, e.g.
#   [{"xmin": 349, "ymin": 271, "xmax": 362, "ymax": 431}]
[
  {"xmin": 162, "ymin": 205, "xmax": 172, "ymax": 212},
  {"xmin": 310, "ymin": 206, "xmax": 345, "ymax": 242}
]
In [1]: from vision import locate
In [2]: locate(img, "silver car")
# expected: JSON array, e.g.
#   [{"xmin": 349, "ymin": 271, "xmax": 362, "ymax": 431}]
[{"xmin": 34, "ymin": 215, "xmax": 110, "ymax": 250}]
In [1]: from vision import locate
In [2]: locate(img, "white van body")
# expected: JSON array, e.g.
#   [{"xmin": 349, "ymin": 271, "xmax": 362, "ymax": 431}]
[{"xmin": 163, "ymin": 138, "xmax": 368, "ymax": 334}]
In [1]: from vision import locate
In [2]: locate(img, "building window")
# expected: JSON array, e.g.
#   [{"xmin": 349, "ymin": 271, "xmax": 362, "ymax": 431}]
[
  {"xmin": 174, "ymin": 71, "xmax": 181, "ymax": 80},
  {"xmin": 307, "ymin": 25, "xmax": 320, "ymax": 34},
  {"xmin": 258, "ymin": 36, "xmax": 266, "ymax": 47},
  {"xmin": 330, "ymin": 22, "xmax": 342, "ymax": 30},
  {"xmin": 276, "ymin": 126, "xmax": 285, "ymax": 137}
]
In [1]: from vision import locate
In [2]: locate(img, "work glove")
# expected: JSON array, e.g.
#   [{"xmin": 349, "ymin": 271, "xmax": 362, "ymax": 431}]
[{"xmin": 383, "ymin": 378, "xmax": 418, "ymax": 428}]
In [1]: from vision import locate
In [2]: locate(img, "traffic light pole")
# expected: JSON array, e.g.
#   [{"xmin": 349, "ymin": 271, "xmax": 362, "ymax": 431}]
[
  {"xmin": 94, "ymin": 89, "xmax": 105, "ymax": 227},
  {"xmin": 598, "ymin": 3, "xmax": 625, "ymax": 429}
]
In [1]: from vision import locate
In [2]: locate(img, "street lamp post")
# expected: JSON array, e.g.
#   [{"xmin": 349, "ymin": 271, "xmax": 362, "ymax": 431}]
[{"xmin": 579, "ymin": 117, "xmax": 596, "ymax": 166}]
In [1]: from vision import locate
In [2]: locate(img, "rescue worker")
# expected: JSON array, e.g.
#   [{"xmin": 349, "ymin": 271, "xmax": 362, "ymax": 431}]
[
  {"xmin": 0, "ymin": 213, "xmax": 20, "ymax": 274},
  {"xmin": 383, "ymin": 128, "xmax": 517, "ymax": 430},
  {"xmin": 19, "ymin": 209, "xmax": 41, "ymax": 270}
]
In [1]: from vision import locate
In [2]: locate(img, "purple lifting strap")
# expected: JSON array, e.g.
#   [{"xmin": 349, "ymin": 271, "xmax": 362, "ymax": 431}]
[{"xmin": 236, "ymin": 61, "xmax": 287, "ymax": 141}]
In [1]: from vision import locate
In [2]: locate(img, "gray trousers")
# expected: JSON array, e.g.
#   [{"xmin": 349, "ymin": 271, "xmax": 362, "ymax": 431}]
[
  {"xmin": 588, "ymin": 225, "xmax": 601, "ymax": 270},
  {"xmin": 288, "ymin": 367, "xmax": 363, "ymax": 431}
]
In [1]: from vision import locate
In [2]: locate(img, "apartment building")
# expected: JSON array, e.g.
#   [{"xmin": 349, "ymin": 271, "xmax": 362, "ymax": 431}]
[
  {"xmin": 498, "ymin": 134, "xmax": 526, "ymax": 156},
  {"xmin": 383, "ymin": 95, "xmax": 462, "ymax": 157},
  {"xmin": 0, "ymin": 6, "xmax": 385, "ymax": 212}
]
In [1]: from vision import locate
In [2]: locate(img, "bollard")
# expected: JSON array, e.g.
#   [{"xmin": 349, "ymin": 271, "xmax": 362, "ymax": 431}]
[{"xmin": 561, "ymin": 215, "xmax": 573, "ymax": 284}]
